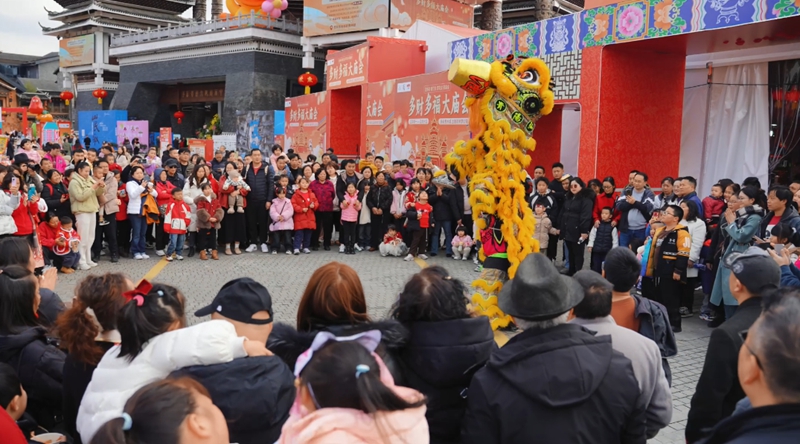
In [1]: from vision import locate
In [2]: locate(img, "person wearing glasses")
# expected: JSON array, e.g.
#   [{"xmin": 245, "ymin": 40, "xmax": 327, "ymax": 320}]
[
  {"xmin": 685, "ymin": 247, "xmax": 780, "ymax": 443},
  {"xmin": 560, "ymin": 177, "xmax": 594, "ymax": 275},
  {"xmin": 699, "ymin": 287, "xmax": 800, "ymax": 443}
]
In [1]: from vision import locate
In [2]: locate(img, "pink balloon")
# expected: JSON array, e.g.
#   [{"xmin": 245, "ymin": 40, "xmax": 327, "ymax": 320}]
[
  {"xmin": 270, "ymin": 8, "xmax": 281, "ymax": 18},
  {"xmin": 262, "ymin": 1, "xmax": 274, "ymax": 13},
  {"xmin": 281, "ymin": 0, "xmax": 288, "ymax": 10}
]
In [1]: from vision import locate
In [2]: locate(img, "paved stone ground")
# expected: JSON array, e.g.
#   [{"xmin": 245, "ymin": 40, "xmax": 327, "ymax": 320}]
[{"xmin": 52, "ymin": 247, "xmax": 710, "ymax": 444}]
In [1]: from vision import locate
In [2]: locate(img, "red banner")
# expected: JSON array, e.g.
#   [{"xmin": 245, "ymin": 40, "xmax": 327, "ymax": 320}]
[
  {"xmin": 285, "ymin": 92, "xmax": 329, "ymax": 159},
  {"xmin": 159, "ymin": 127, "xmax": 172, "ymax": 151},
  {"xmin": 362, "ymin": 71, "xmax": 470, "ymax": 169},
  {"xmin": 326, "ymin": 44, "xmax": 368, "ymax": 90}
]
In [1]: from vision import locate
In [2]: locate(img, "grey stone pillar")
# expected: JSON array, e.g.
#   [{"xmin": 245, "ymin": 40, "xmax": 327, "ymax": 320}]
[{"xmin": 222, "ymin": 71, "xmax": 286, "ymax": 131}]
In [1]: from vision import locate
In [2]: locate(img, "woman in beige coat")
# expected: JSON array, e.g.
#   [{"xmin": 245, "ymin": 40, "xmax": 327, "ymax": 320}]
[{"xmin": 68, "ymin": 161, "xmax": 104, "ymax": 269}]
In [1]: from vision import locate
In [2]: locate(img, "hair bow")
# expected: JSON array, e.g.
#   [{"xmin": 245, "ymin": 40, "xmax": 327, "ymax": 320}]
[
  {"xmin": 294, "ymin": 330, "xmax": 382, "ymax": 377},
  {"xmin": 123, "ymin": 280, "xmax": 153, "ymax": 307}
]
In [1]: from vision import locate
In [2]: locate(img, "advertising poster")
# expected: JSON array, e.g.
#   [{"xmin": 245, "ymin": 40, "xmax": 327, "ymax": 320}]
[
  {"xmin": 188, "ymin": 138, "xmax": 214, "ymax": 159},
  {"xmin": 326, "ymin": 45, "xmax": 368, "ymax": 90},
  {"xmin": 116, "ymin": 120, "xmax": 149, "ymax": 146},
  {"xmin": 59, "ymin": 34, "xmax": 95, "ymax": 68},
  {"xmin": 235, "ymin": 111, "xmax": 275, "ymax": 157},
  {"xmin": 391, "ymin": 0, "xmax": 474, "ymax": 30},
  {"xmin": 78, "ymin": 110, "xmax": 127, "ymax": 149},
  {"xmin": 361, "ymin": 71, "xmax": 469, "ymax": 169},
  {"xmin": 285, "ymin": 91, "xmax": 329, "ymax": 159},
  {"xmin": 159, "ymin": 128, "xmax": 172, "ymax": 151},
  {"xmin": 303, "ymin": 0, "xmax": 389, "ymax": 37}
]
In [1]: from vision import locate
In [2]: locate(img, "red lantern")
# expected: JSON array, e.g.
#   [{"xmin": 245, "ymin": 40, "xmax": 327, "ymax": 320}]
[
  {"xmin": 28, "ymin": 96, "xmax": 44, "ymax": 115},
  {"xmin": 786, "ymin": 86, "xmax": 800, "ymax": 104},
  {"xmin": 298, "ymin": 72, "xmax": 318, "ymax": 95},
  {"xmin": 60, "ymin": 91, "xmax": 74, "ymax": 105},
  {"xmin": 92, "ymin": 88, "xmax": 107, "ymax": 104},
  {"xmin": 174, "ymin": 110, "xmax": 185, "ymax": 124}
]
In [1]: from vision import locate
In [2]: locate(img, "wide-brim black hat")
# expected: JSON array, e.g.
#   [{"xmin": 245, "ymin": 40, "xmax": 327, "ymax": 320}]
[{"xmin": 498, "ymin": 253, "xmax": 584, "ymax": 321}]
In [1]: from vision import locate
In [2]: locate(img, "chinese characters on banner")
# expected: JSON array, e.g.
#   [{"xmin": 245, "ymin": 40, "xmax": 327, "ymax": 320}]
[
  {"xmin": 326, "ymin": 45, "xmax": 368, "ymax": 90},
  {"xmin": 303, "ymin": 0, "xmax": 389, "ymax": 37},
  {"xmin": 159, "ymin": 128, "xmax": 172, "ymax": 151},
  {"xmin": 391, "ymin": 0, "xmax": 474, "ymax": 30},
  {"xmin": 285, "ymin": 91, "xmax": 329, "ymax": 159},
  {"xmin": 362, "ymin": 71, "xmax": 470, "ymax": 169}
]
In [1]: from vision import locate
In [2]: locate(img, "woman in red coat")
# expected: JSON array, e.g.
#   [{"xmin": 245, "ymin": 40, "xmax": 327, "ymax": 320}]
[
  {"xmin": 291, "ymin": 177, "xmax": 319, "ymax": 254},
  {"xmin": 593, "ymin": 176, "xmax": 621, "ymax": 228},
  {"xmin": 219, "ymin": 162, "xmax": 248, "ymax": 255},
  {"xmin": 152, "ymin": 168, "xmax": 175, "ymax": 256},
  {"xmin": 309, "ymin": 169, "xmax": 335, "ymax": 250}
]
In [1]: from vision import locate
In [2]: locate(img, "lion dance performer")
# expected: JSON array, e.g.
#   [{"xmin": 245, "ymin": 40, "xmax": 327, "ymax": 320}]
[{"xmin": 445, "ymin": 54, "xmax": 554, "ymax": 330}]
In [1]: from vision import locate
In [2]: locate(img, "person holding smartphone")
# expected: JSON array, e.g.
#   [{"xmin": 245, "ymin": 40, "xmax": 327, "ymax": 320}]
[
  {"xmin": 0, "ymin": 166, "xmax": 22, "ymax": 237},
  {"xmin": 616, "ymin": 172, "xmax": 656, "ymax": 249}
]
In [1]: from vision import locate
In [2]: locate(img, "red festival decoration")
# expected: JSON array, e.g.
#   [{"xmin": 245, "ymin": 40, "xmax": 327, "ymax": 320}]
[
  {"xmin": 787, "ymin": 87, "xmax": 800, "ymax": 105},
  {"xmin": 174, "ymin": 110, "xmax": 185, "ymax": 124},
  {"xmin": 60, "ymin": 91, "xmax": 74, "ymax": 105},
  {"xmin": 28, "ymin": 96, "xmax": 44, "ymax": 115},
  {"xmin": 298, "ymin": 72, "xmax": 318, "ymax": 95},
  {"xmin": 92, "ymin": 88, "xmax": 108, "ymax": 104}
]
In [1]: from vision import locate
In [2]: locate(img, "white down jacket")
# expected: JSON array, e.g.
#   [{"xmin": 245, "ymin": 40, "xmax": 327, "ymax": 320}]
[
  {"xmin": 0, "ymin": 191, "xmax": 21, "ymax": 235},
  {"xmin": 76, "ymin": 320, "xmax": 247, "ymax": 442}
]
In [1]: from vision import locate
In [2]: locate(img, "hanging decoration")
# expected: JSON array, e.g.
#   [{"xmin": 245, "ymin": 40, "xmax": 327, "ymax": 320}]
[
  {"xmin": 60, "ymin": 91, "xmax": 74, "ymax": 106},
  {"xmin": 298, "ymin": 72, "xmax": 318, "ymax": 95},
  {"xmin": 174, "ymin": 110, "xmax": 185, "ymax": 124},
  {"xmin": 93, "ymin": 88, "xmax": 108, "ymax": 104},
  {"xmin": 28, "ymin": 96, "xmax": 44, "ymax": 115},
  {"xmin": 261, "ymin": 0, "xmax": 288, "ymax": 19}
]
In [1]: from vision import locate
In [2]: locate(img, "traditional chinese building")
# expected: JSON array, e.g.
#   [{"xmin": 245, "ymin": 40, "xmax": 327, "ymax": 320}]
[{"xmin": 41, "ymin": 0, "xmax": 191, "ymax": 113}]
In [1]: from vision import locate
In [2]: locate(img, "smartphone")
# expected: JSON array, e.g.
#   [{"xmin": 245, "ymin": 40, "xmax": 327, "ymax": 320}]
[
  {"xmin": 425, "ymin": 156, "xmax": 432, "ymax": 163},
  {"xmin": 775, "ymin": 243, "xmax": 785, "ymax": 255},
  {"xmin": 28, "ymin": 186, "xmax": 37, "ymax": 200},
  {"xmin": 625, "ymin": 188, "xmax": 632, "ymax": 197},
  {"xmin": 11, "ymin": 177, "xmax": 18, "ymax": 188}
]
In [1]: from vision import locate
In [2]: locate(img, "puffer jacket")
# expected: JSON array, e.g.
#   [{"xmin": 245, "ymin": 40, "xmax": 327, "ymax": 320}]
[
  {"xmin": 277, "ymin": 355, "xmax": 428, "ymax": 444},
  {"xmin": 367, "ymin": 182, "xmax": 393, "ymax": 215},
  {"xmin": 560, "ymin": 190, "xmax": 594, "ymax": 242},
  {"xmin": 341, "ymin": 192, "xmax": 361, "ymax": 222},
  {"xmin": 291, "ymin": 190, "xmax": 318, "ymax": 230},
  {"xmin": 268, "ymin": 320, "xmax": 409, "ymax": 384},
  {"xmin": 41, "ymin": 181, "xmax": 71, "ymax": 219},
  {"xmin": 533, "ymin": 213, "xmax": 554, "ymax": 250},
  {"xmin": 270, "ymin": 197, "xmax": 294, "ymax": 231},
  {"xmin": 309, "ymin": 179, "xmax": 335, "ymax": 212},
  {"xmin": 154, "ymin": 171, "xmax": 176, "ymax": 207},
  {"xmin": 195, "ymin": 193, "xmax": 224, "ymax": 230},
  {"xmin": 0, "ymin": 191, "xmax": 20, "ymax": 235},
  {"xmin": 397, "ymin": 317, "xmax": 496, "ymax": 444},
  {"xmin": 183, "ymin": 181, "xmax": 205, "ymax": 231},
  {"xmin": 76, "ymin": 320, "xmax": 248, "ymax": 443},
  {"xmin": 10, "ymin": 193, "xmax": 43, "ymax": 236},
  {"xmin": 69, "ymin": 173, "xmax": 102, "ymax": 214},
  {"xmin": 98, "ymin": 172, "xmax": 119, "ymax": 215},
  {"xmin": 0, "ymin": 327, "xmax": 66, "ymax": 430}
]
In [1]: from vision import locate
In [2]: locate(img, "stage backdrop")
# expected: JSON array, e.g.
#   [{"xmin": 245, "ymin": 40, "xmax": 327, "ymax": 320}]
[
  {"xmin": 362, "ymin": 71, "xmax": 469, "ymax": 169},
  {"xmin": 285, "ymin": 92, "xmax": 329, "ymax": 159},
  {"xmin": 116, "ymin": 120, "xmax": 149, "ymax": 147}
]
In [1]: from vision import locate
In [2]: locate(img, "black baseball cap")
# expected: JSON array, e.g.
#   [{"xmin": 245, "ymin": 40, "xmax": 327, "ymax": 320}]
[
  {"xmin": 195, "ymin": 278, "xmax": 273, "ymax": 324},
  {"xmin": 164, "ymin": 158, "xmax": 179, "ymax": 167}
]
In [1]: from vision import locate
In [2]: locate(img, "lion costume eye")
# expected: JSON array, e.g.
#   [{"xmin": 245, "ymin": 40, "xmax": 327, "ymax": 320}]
[{"xmin": 519, "ymin": 69, "xmax": 540, "ymax": 85}]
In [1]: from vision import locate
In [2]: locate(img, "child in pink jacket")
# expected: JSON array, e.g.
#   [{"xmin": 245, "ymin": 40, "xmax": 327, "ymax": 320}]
[
  {"xmin": 270, "ymin": 186, "xmax": 295, "ymax": 254},
  {"xmin": 451, "ymin": 225, "xmax": 474, "ymax": 261},
  {"xmin": 279, "ymin": 333, "xmax": 428, "ymax": 444},
  {"xmin": 340, "ymin": 182, "xmax": 361, "ymax": 255}
]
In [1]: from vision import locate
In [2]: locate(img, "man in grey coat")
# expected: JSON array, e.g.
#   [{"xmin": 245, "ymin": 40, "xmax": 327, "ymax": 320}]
[{"xmin": 571, "ymin": 270, "xmax": 673, "ymax": 439}]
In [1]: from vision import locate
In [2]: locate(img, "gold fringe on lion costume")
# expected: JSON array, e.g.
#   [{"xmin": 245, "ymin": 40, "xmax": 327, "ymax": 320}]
[{"xmin": 445, "ymin": 54, "xmax": 554, "ymax": 330}]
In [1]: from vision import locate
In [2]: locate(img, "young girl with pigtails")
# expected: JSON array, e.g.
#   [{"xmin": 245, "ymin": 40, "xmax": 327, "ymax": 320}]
[
  {"xmin": 278, "ymin": 332, "xmax": 428, "ymax": 443},
  {"xmin": 76, "ymin": 280, "xmax": 268, "ymax": 443}
]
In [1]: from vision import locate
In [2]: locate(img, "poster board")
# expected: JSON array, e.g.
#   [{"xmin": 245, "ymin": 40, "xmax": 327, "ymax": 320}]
[
  {"xmin": 235, "ymin": 110, "xmax": 275, "ymax": 157},
  {"xmin": 391, "ymin": 0, "xmax": 473, "ymax": 30},
  {"xmin": 56, "ymin": 120, "xmax": 72, "ymax": 137},
  {"xmin": 188, "ymin": 138, "xmax": 214, "ymax": 160},
  {"xmin": 326, "ymin": 44, "xmax": 368, "ymax": 90},
  {"xmin": 159, "ymin": 128, "xmax": 172, "ymax": 151},
  {"xmin": 212, "ymin": 133, "xmax": 236, "ymax": 152},
  {"xmin": 78, "ymin": 110, "xmax": 127, "ymax": 149},
  {"xmin": 284, "ymin": 92, "xmax": 329, "ymax": 159},
  {"xmin": 116, "ymin": 120, "xmax": 149, "ymax": 146}
]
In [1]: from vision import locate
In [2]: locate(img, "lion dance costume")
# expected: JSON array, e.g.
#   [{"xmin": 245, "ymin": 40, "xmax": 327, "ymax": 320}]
[{"xmin": 445, "ymin": 55, "xmax": 554, "ymax": 330}]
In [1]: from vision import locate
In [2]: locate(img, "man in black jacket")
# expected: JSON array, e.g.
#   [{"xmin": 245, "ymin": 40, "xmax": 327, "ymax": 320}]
[
  {"xmin": 172, "ymin": 278, "xmax": 295, "ymax": 444},
  {"xmin": 367, "ymin": 172, "xmax": 393, "ymax": 251},
  {"xmin": 244, "ymin": 149, "xmax": 271, "ymax": 253},
  {"xmin": 686, "ymin": 247, "xmax": 780, "ymax": 443},
  {"xmin": 429, "ymin": 182, "xmax": 459, "ymax": 257},
  {"xmin": 462, "ymin": 254, "xmax": 646, "ymax": 444}
]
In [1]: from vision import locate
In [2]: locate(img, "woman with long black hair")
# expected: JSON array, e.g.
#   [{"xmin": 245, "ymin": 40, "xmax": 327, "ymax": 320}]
[{"xmin": 560, "ymin": 177, "xmax": 594, "ymax": 275}]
